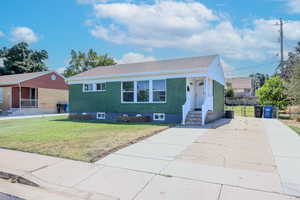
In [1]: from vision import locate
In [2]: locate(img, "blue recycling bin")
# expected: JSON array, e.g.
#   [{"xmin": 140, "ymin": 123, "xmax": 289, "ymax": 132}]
[{"xmin": 263, "ymin": 106, "xmax": 273, "ymax": 118}]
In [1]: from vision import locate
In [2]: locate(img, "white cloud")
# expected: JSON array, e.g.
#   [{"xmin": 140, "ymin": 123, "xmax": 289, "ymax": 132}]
[
  {"xmin": 117, "ymin": 52, "xmax": 156, "ymax": 64},
  {"xmin": 87, "ymin": 1, "xmax": 300, "ymax": 62},
  {"xmin": 286, "ymin": 0, "xmax": 300, "ymax": 14},
  {"xmin": 11, "ymin": 27, "xmax": 39, "ymax": 43},
  {"xmin": 56, "ymin": 67, "xmax": 66, "ymax": 74},
  {"xmin": 0, "ymin": 31, "xmax": 4, "ymax": 37}
]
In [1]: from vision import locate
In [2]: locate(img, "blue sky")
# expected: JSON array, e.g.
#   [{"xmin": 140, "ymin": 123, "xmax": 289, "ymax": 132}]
[{"xmin": 0, "ymin": 0, "xmax": 300, "ymax": 77}]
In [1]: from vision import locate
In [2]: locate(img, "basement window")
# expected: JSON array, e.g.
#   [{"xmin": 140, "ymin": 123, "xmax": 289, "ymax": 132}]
[
  {"xmin": 96, "ymin": 112, "xmax": 106, "ymax": 120},
  {"xmin": 153, "ymin": 113, "xmax": 165, "ymax": 121}
]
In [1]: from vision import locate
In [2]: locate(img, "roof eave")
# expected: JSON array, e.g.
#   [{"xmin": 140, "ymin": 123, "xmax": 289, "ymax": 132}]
[{"xmin": 67, "ymin": 67, "xmax": 210, "ymax": 83}]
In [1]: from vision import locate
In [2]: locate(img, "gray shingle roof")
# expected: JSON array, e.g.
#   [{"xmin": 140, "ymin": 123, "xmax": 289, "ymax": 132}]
[{"xmin": 70, "ymin": 55, "xmax": 218, "ymax": 79}]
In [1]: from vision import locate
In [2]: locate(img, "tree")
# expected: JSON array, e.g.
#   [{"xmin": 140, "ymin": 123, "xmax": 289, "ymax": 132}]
[
  {"xmin": 278, "ymin": 42, "xmax": 300, "ymax": 81},
  {"xmin": 249, "ymin": 73, "xmax": 269, "ymax": 91},
  {"xmin": 63, "ymin": 49, "xmax": 116, "ymax": 77},
  {"xmin": 0, "ymin": 42, "xmax": 48, "ymax": 75},
  {"xmin": 256, "ymin": 76, "xmax": 289, "ymax": 110},
  {"xmin": 225, "ymin": 87, "xmax": 234, "ymax": 98},
  {"xmin": 288, "ymin": 58, "xmax": 300, "ymax": 104}
]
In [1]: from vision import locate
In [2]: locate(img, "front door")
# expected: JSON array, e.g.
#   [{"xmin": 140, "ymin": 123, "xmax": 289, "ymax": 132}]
[{"xmin": 194, "ymin": 80, "xmax": 204, "ymax": 110}]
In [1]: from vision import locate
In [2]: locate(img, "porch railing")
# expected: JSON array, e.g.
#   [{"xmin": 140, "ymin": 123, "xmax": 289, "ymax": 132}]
[
  {"xmin": 182, "ymin": 100, "xmax": 191, "ymax": 125},
  {"xmin": 21, "ymin": 99, "xmax": 38, "ymax": 108}
]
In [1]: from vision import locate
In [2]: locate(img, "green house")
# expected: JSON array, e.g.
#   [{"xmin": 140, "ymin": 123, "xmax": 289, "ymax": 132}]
[{"xmin": 67, "ymin": 55, "xmax": 225, "ymax": 125}]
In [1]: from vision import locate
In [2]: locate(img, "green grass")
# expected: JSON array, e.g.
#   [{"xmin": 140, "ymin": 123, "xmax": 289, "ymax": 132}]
[
  {"xmin": 0, "ymin": 116, "xmax": 168, "ymax": 162},
  {"xmin": 288, "ymin": 125, "xmax": 300, "ymax": 136},
  {"xmin": 225, "ymin": 106, "xmax": 255, "ymax": 117}
]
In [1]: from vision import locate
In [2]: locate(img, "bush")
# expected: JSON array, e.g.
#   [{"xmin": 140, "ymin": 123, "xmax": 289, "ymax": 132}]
[
  {"xmin": 296, "ymin": 116, "xmax": 300, "ymax": 122},
  {"xmin": 256, "ymin": 76, "xmax": 289, "ymax": 110},
  {"xmin": 117, "ymin": 116, "xmax": 151, "ymax": 123}
]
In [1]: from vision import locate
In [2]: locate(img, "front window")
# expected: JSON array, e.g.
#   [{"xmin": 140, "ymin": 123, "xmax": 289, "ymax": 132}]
[
  {"xmin": 122, "ymin": 81, "xmax": 134, "ymax": 102},
  {"xmin": 153, "ymin": 80, "xmax": 166, "ymax": 102},
  {"xmin": 84, "ymin": 84, "xmax": 93, "ymax": 92},
  {"xmin": 137, "ymin": 80, "xmax": 149, "ymax": 102},
  {"xmin": 96, "ymin": 83, "xmax": 106, "ymax": 91}
]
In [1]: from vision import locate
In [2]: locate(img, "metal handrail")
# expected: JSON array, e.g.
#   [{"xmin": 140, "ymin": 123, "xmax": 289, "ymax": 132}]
[{"xmin": 20, "ymin": 98, "xmax": 38, "ymax": 108}]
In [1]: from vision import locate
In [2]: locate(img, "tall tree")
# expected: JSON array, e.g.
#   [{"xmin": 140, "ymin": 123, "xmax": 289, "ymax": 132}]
[
  {"xmin": 63, "ymin": 49, "xmax": 116, "ymax": 77},
  {"xmin": 288, "ymin": 58, "xmax": 300, "ymax": 104},
  {"xmin": 0, "ymin": 42, "xmax": 48, "ymax": 75},
  {"xmin": 278, "ymin": 42, "xmax": 300, "ymax": 81}
]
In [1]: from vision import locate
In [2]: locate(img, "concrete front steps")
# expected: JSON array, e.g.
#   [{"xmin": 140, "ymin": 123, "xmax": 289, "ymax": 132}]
[{"xmin": 185, "ymin": 111, "xmax": 202, "ymax": 126}]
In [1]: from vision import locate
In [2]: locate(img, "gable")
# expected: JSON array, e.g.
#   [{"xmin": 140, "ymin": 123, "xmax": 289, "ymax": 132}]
[{"xmin": 20, "ymin": 72, "xmax": 68, "ymax": 90}]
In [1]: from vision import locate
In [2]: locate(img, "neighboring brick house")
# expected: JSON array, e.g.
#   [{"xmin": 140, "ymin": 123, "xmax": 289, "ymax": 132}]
[
  {"xmin": 0, "ymin": 71, "xmax": 68, "ymax": 115},
  {"xmin": 225, "ymin": 77, "xmax": 254, "ymax": 97}
]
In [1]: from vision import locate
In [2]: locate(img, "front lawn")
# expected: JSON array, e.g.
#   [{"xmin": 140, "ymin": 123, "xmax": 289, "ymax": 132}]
[
  {"xmin": 0, "ymin": 116, "xmax": 168, "ymax": 162},
  {"xmin": 289, "ymin": 125, "xmax": 300, "ymax": 136}
]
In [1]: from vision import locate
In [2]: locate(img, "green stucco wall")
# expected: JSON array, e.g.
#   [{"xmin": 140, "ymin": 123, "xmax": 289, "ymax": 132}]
[
  {"xmin": 69, "ymin": 78, "xmax": 186, "ymax": 114},
  {"xmin": 213, "ymin": 80, "xmax": 224, "ymax": 113}
]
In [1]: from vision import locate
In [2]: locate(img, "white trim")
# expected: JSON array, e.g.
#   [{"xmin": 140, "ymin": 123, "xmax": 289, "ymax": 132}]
[
  {"xmin": 68, "ymin": 71, "xmax": 208, "ymax": 85},
  {"xmin": 96, "ymin": 112, "xmax": 106, "ymax": 120},
  {"xmin": 153, "ymin": 113, "xmax": 165, "ymax": 121},
  {"xmin": 121, "ymin": 79, "xmax": 167, "ymax": 104}
]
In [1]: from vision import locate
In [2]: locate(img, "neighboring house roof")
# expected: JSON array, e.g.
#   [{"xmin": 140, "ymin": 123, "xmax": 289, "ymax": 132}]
[
  {"xmin": 0, "ymin": 71, "xmax": 63, "ymax": 86},
  {"xmin": 226, "ymin": 77, "xmax": 252, "ymax": 89},
  {"xmin": 69, "ymin": 55, "xmax": 218, "ymax": 80}
]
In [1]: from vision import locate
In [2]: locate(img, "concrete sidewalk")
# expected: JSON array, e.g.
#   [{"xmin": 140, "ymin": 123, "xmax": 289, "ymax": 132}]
[
  {"xmin": 0, "ymin": 118, "xmax": 299, "ymax": 200},
  {"xmin": 265, "ymin": 119, "xmax": 300, "ymax": 196}
]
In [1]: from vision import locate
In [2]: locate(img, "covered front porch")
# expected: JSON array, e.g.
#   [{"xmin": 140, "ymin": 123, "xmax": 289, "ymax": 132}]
[
  {"xmin": 12, "ymin": 87, "xmax": 38, "ymax": 109},
  {"xmin": 182, "ymin": 76, "xmax": 214, "ymax": 125}
]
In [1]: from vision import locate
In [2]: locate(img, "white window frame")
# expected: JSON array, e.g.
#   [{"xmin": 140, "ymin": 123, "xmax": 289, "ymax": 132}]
[
  {"xmin": 83, "ymin": 83, "xmax": 106, "ymax": 92},
  {"xmin": 152, "ymin": 79, "xmax": 166, "ymax": 103},
  {"xmin": 153, "ymin": 113, "xmax": 165, "ymax": 121},
  {"xmin": 137, "ymin": 80, "xmax": 150, "ymax": 103},
  {"xmin": 96, "ymin": 112, "xmax": 106, "ymax": 120},
  {"xmin": 121, "ymin": 81, "xmax": 135, "ymax": 103},
  {"xmin": 121, "ymin": 79, "xmax": 167, "ymax": 104},
  {"xmin": 0, "ymin": 88, "xmax": 3, "ymax": 104},
  {"xmin": 95, "ymin": 83, "xmax": 106, "ymax": 92}
]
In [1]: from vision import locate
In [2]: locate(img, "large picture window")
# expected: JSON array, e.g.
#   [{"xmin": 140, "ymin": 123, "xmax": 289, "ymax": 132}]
[
  {"xmin": 137, "ymin": 81, "xmax": 149, "ymax": 102},
  {"xmin": 122, "ymin": 81, "xmax": 134, "ymax": 102},
  {"xmin": 153, "ymin": 80, "xmax": 166, "ymax": 102},
  {"xmin": 121, "ymin": 79, "xmax": 166, "ymax": 103}
]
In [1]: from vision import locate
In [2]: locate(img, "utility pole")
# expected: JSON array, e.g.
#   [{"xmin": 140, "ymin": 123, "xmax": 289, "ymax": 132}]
[
  {"xmin": 275, "ymin": 18, "xmax": 285, "ymax": 73},
  {"xmin": 279, "ymin": 18, "xmax": 284, "ymax": 65}
]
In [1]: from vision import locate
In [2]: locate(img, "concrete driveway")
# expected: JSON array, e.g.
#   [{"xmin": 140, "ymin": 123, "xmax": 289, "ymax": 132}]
[{"xmin": 0, "ymin": 117, "xmax": 299, "ymax": 200}]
